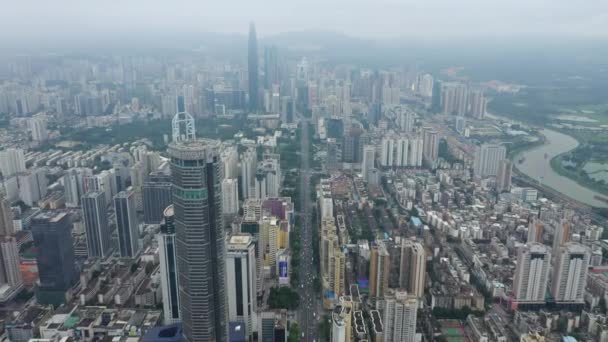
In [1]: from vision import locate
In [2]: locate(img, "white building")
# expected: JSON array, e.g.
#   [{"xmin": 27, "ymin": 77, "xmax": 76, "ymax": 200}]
[
  {"xmin": 221, "ymin": 178, "xmax": 240, "ymax": 215},
  {"xmin": 0, "ymin": 148, "xmax": 26, "ymax": 178},
  {"xmin": 29, "ymin": 116, "xmax": 48, "ymax": 142},
  {"xmin": 378, "ymin": 291, "xmax": 418, "ymax": 342},
  {"xmin": 0, "ymin": 236, "xmax": 24, "ymax": 302},
  {"xmin": 496, "ymin": 159, "xmax": 512, "ymax": 192},
  {"xmin": 240, "ymin": 148, "xmax": 257, "ymax": 199},
  {"xmin": 473, "ymin": 144, "xmax": 506, "ymax": 177},
  {"xmin": 18, "ymin": 169, "xmax": 47, "ymax": 206},
  {"xmin": 361, "ymin": 145, "xmax": 375, "ymax": 182},
  {"xmin": 512, "ymin": 243, "xmax": 551, "ymax": 303},
  {"xmin": 226, "ymin": 234, "xmax": 258, "ymax": 338},
  {"xmin": 550, "ymin": 242, "xmax": 590, "ymax": 303},
  {"xmin": 380, "ymin": 136, "xmax": 423, "ymax": 168}
]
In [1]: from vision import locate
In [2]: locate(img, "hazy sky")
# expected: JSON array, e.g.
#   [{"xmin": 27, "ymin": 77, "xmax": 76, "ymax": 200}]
[{"xmin": 2, "ymin": 0, "xmax": 607, "ymax": 40}]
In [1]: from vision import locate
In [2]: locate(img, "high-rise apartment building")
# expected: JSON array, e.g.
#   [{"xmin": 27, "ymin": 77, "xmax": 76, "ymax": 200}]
[
  {"xmin": 473, "ymin": 144, "xmax": 507, "ymax": 177},
  {"xmin": 0, "ymin": 236, "xmax": 23, "ymax": 302},
  {"xmin": 369, "ymin": 241, "xmax": 390, "ymax": 299},
  {"xmin": 399, "ymin": 240, "xmax": 426, "ymax": 298},
  {"xmin": 0, "ymin": 196, "xmax": 14, "ymax": 236},
  {"xmin": 82, "ymin": 191, "xmax": 112, "ymax": 258},
  {"xmin": 422, "ymin": 127, "xmax": 439, "ymax": 165},
  {"xmin": 0, "ymin": 148, "xmax": 25, "ymax": 178},
  {"xmin": 496, "ymin": 159, "xmax": 513, "ymax": 192},
  {"xmin": 221, "ymin": 178, "xmax": 240, "ymax": 215},
  {"xmin": 550, "ymin": 243, "xmax": 590, "ymax": 303},
  {"xmin": 240, "ymin": 148, "xmax": 257, "ymax": 199},
  {"xmin": 158, "ymin": 205, "xmax": 180, "ymax": 324},
  {"xmin": 512, "ymin": 243, "xmax": 551, "ymax": 303},
  {"xmin": 169, "ymin": 138, "xmax": 227, "ymax": 342},
  {"xmin": 114, "ymin": 189, "xmax": 140, "ymax": 258},
  {"xmin": 378, "ymin": 290, "xmax": 418, "ymax": 342}
]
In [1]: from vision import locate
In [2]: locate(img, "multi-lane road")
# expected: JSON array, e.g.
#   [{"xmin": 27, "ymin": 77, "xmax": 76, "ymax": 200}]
[{"xmin": 296, "ymin": 119, "xmax": 319, "ymax": 341}]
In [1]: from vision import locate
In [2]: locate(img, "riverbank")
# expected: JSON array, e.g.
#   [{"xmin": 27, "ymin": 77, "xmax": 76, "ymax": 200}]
[{"xmin": 512, "ymin": 128, "xmax": 608, "ymax": 208}]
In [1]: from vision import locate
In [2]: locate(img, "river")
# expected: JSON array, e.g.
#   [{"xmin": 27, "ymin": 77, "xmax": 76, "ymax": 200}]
[{"xmin": 515, "ymin": 128, "xmax": 608, "ymax": 208}]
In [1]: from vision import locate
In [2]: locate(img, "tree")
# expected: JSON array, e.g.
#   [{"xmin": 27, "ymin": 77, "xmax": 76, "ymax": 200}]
[
  {"xmin": 288, "ymin": 323, "xmax": 299, "ymax": 342},
  {"xmin": 268, "ymin": 286, "xmax": 300, "ymax": 310}
]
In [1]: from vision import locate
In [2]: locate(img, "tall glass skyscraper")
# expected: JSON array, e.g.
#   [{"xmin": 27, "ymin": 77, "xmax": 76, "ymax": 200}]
[
  {"xmin": 82, "ymin": 191, "xmax": 112, "ymax": 258},
  {"xmin": 168, "ymin": 139, "xmax": 227, "ymax": 342},
  {"xmin": 158, "ymin": 205, "xmax": 180, "ymax": 324},
  {"xmin": 248, "ymin": 22, "xmax": 259, "ymax": 112},
  {"xmin": 114, "ymin": 189, "xmax": 140, "ymax": 258}
]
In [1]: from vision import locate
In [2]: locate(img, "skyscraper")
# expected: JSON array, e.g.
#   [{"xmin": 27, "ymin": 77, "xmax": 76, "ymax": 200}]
[
  {"xmin": 369, "ymin": 241, "xmax": 390, "ymax": 299},
  {"xmin": 114, "ymin": 189, "xmax": 140, "ymax": 258},
  {"xmin": 550, "ymin": 243, "xmax": 590, "ymax": 304},
  {"xmin": 422, "ymin": 127, "xmax": 439, "ymax": 166},
  {"xmin": 552, "ymin": 219, "xmax": 572, "ymax": 257},
  {"xmin": 221, "ymin": 178, "xmax": 239, "ymax": 215},
  {"xmin": 361, "ymin": 145, "xmax": 375, "ymax": 182},
  {"xmin": 248, "ymin": 23, "xmax": 259, "ymax": 112},
  {"xmin": 378, "ymin": 290, "xmax": 418, "ymax": 342},
  {"xmin": 226, "ymin": 234, "xmax": 257, "ymax": 339},
  {"xmin": 398, "ymin": 240, "xmax": 426, "ymax": 298},
  {"xmin": 512, "ymin": 243, "xmax": 551, "ymax": 304},
  {"xmin": 142, "ymin": 176, "xmax": 173, "ymax": 224},
  {"xmin": 473, "ymin": 144, "xmax": 507, "ymax": 177},
  {"xmin": 0, "ymin": 196, "xmax": 14, "ymax": 236},
  {"xmin": 169, "ymin": 138, "xmax": 227, "ymax": 342},
  {"xmin": 496, "ymin": 159, "xmax": 513, "ymax": 192},
  {"xmin": 158, "ymin": 205, "xmax": 180, "ymax": 324},
  {"xmin": 0, "ymin": 236, "xmax": 24, "ymax": 302},
  {"xmin": 82, "ymin": 191, "xmax": 112, "ymax": 258},
  {"xmin": 31, "ymin": 211, "xmax": 77, "ymax": 306},
  {"xmin": 264, "ymin": 45, "xmax": 280, "ymax": 90},
  {"xmin": 0, "ymin": 148, "xmax": 25, "ymax": 178}
]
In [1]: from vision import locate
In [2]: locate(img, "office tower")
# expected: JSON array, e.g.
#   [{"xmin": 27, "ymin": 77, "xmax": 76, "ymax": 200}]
[
  {"xmin": 399, "ymin": 240, "xmax": 426, "ymax": 298},
  {"xmin": 18, "ymin": 168, "xmax": 48, "ymax": 206},
  {"xmin": 512, "ymin": 243, "xmax": 551, "ymax": 303},
  {"xmin": 82, "ymin": 191, "xmax": 112, "ymax": 258},
  {"xmin": 221, "ymin": 178, "xmax": 240, "ymax": 215},
  {"xmin": 0, "ymin": 148, "xmax": 25, "ymax": 178},
  {"xmin": 240, "ymin": 148, "xmax": 257, "ymax": 199},
  {"xmin": 264, "ymin": 46, "xmax": 280, "ymax": 89},
  {"xmin": 468, "ymin": 89, "xmax": 487, "ymax": 119},
  {"xmin": 550, "ymin": 243, "xmax": 590, "ymax": 303},
  {"xmin": 527, "ymin": 218, "xmax": 544, "ymax": 243},
  {"xmin": 422, "ymin": 127, "xmax": 439, "ymax": 165},
  {"xmin": 369, "ymin": 241, "xmax": 390, "ymax": 298},
  {"xmin": 552, "ymin": 219, "xmax": 572, "ymax": 256},
  {"xmin": 142, "ymin": 178, "xmax": 173, "ymax": 224},
  {"xmin": 0, "ymin": 236, "xmax": 24, "ymax": 302},
  {"xmin": 378, "ymin": 290, "xmax": 418, "ymax": 342},
  {"xmin": 496, "ymin": 159, "xmax": 513, "ymax": 192},
  {"xmin": 473, "ymin": 144, "xmax": 507, "ymax": 177},
  {"xmin": 169, "ymin": 138, "xmax": 227, "ymax": 342},
  {"xmin": 31, "ymin": 211, "xmax": 77, "ymax": 306},
  {"xmin": 361, "ymin": 145, "xmax": 375, "ymax": 182},
  {"xmin": 28, "ymin": 116, "xmax": 48, "ymax": 142},
  {"xmin": 158, "ymin": 205, "xmax": 180, "ymax": 324},
  {"xmin": 86, "ymin": 170, "xmax": 116, "ymax": 204},
  {"xmin": 248, "ymin": 23, "xmax": 259, "ymax": 112},
  {"xmin": 343, "ymin": 126, "xmax": 363, "ymax": 163},
  {"xmin": 0, "ymin": 196, "xmax": 14, "ymax": 236},
  {"xmin": 226, "ymin": 234, "xmax": 257, "ymax": 338},
  {"xmin": 114, "ymin": 189, "xmax": 140, "ymax": 258}
]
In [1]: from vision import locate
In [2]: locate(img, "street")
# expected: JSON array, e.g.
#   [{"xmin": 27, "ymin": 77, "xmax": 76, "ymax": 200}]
[{"xmin": 296, "ymin": 119, "xmax": 319, "ymax": 342}]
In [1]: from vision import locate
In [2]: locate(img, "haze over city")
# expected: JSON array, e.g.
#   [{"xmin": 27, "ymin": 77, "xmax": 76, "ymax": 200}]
[{"xmin": 1, "ymin": 2, "xmax": 608, "ymax": 342}]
